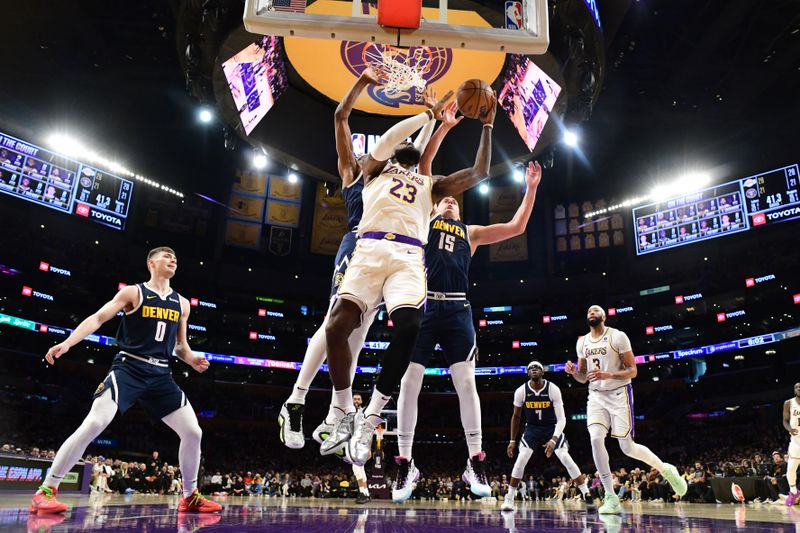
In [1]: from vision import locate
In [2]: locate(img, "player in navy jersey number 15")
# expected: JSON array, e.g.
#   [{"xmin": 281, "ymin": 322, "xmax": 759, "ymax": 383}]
[{"xmin": 29, "ymin": 247, "xmax": 221, "ymax": 515}]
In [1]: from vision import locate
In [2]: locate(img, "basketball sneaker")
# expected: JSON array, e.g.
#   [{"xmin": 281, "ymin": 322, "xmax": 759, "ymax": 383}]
[
  {"xmin": 392, "ymin": 457, "xmax": 419, "ymax": 503},
  {"xmin": 312, "ymin": 419, "xmax": 334, "ymax": 444},
  {"xmin": 178, "ymin": 490, "xmax": 222, "ymax": 513},
  {"xmin": 349, "ymin": 412, "xmax": 382, "ymax": 466},
  {"xmin": 356, "ymin": 491, "xmax": 371, "ymax": 504},
  {"xmin": 320, "ymin": 409, "xmax": 355, "ymax": 456},
  {"xmin": 661, "ymin": 463, "xmax": 687, "ymax": 497},
  {"xmin": 598, "ymin": 493, "xmax": 621, "ymax": 514},
  {"xmin": 500, "ymin": 491, "xmax": 516, "ymax": 512},
  {"xmin": 462, "ymin": 452, "xmax": 492, "ymax": 497},
  {"xmin": 583, "ymin": 491, "xmax": 597, "ymax": 510},
  {"xmin": 26, "ymin": 513, "xmax": 66, "ymax": 532},
  {"xmin": 29, "ymin": 485, "xmax": 68, "ymax": 514},
  {"xmin": 278, "ymin": 402, "xmax": 305, "ymax": 449},
  {"xmin": 786, "ymin": 491, "xmax": 799, "ymax": 507}
]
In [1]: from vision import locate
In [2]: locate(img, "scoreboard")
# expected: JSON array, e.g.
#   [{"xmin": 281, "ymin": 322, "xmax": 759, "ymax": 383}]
[
  {"xmin": 0, "ymin": 131, "xmax": 133, "ymax": 230},
  {"xmin": 633, "ymin": 164, "xmax": 800, "ymax": 255}
]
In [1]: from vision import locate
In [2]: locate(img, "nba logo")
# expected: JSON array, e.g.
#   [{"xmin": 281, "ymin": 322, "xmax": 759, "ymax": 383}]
[
  {"xmin": 505, "ymin": 1, "xmax": 523, "ymax": 30},
  {"xmin": 752, "ymin": 213, "xmax": 766, "ymax": 226},
  {"xmin": 76, "ymin": 204, "xmax": 90, "ymax": 217},
  {"xmin": 351, "ymin": 133, "xmax": 366, "ymax": 157}
]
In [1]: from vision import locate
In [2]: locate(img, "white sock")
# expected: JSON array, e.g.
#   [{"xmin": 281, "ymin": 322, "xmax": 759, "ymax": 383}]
[
  {"xmin": 788, "ymin": 458, "xmax": 799, "ymax": 492},
  {"xmin": 334, "ymin": 387, "xmax": 355, "ymax": 414},
  {"xmin": 578, "ymin": 480, "xmax": 589, "ymax": 496},
  {"xmin": 450, "ymin": 360, "xmax": 482, "ymax": 457},
  {"xmin": 44, "ymin": 390, "xmax": 117, "ymax": 488},
  {"xmin": 397, "ymin": 363, "xmax": 424, "ymax": 459},
  {"xmin": 508, "ymin": 486, "xmax": 518, "ymax": 498},
  {"xmin": 364, "ymin": 387, "xmax": 391, "ymax": 419},
  {"xmin": 287, "ymin": 321, "xmax": 329, "ymax": 404},
  {"xmin": 162, "ymin": 404, "xmax": 203, "ymax": 498}
]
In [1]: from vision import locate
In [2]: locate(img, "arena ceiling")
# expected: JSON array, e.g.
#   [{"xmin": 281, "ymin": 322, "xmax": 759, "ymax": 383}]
[{"xmin": 0, "ymin": 0, "xmax": 798, "ymax": 201}]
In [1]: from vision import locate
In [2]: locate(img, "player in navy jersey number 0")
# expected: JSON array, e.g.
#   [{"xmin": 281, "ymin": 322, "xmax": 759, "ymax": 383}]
[{"xmin": 29, "ymin": 247, "xmax": 221, "ymax": 515}]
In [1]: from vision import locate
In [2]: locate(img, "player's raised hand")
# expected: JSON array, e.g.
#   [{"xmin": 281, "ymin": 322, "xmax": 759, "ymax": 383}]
[
  {"xmin": 525, "ymin": 161, "xmax": 542, "ymax": 190},
  {"xmin": 564, "ymin": 360, "xmax": 577, "ymax": 375},
  {"xmin": 190, "ymin": 355, "xmax": 210, "ymax": 373},
  {"xmin": 442, "ymin": 102, "xmax": 464, "ymax": 130},
  {"xmin": 429, "ymin": 89, "xmax": 455, "ymax": 121},
  {"xmin": 507, "ymin": 440, "xmax": 517, "ymax": 458},
  {"xmin": 45, "ymin": 342, "xmax": 69, "ymax": 365},
  {"xmin": 360, "ymin": 66, "xmax": 382, "ymax": 86},
  {"xmin": 479, "ymin": 90, "xmax": 497, "ymax": 125}
]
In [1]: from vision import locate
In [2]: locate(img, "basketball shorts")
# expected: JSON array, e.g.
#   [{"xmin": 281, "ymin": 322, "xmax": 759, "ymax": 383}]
[
  {"xmin": 336, "ymin": 238, "xmax": 426, "ymax": 315},
  {"xmin": 93, "ymin": 353, "xmax": 188, "ymax": 420},
  {"xmin": 520, "ymin": 425, "xmax": 567, "ymax": 451},
  {"xmin": 587, "ymin": 385, "xmax": 635, "ymax": 439},
  {"xmin": 411, "ymin": 299, "xmax": 476, "ymax": 367},
  {"xmin": 330, "ymin": 231, "xmax": 358, "ymax": 299},
  {"xmin": 790, "ymin": 437, "xmax": 800, "ymax": 460}
]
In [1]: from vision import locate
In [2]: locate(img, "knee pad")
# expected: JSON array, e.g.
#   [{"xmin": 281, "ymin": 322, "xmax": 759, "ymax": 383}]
[{"xmin": 390, "ymin": 307, "xmax": 423, "ymax": 336}]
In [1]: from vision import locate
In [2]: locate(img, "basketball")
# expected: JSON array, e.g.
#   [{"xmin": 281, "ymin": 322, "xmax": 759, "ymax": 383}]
[{"xmin": 456, "ymin": 79, "xmax": 495, "ymax": 119}]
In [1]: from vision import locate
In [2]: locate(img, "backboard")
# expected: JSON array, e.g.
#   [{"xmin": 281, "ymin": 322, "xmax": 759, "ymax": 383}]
[{"xmin": 243, "ymin": 0, "xmax": 549, "ymax": 55}]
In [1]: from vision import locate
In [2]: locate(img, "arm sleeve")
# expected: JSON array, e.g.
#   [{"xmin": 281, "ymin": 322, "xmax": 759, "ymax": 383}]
[
  {"xmin": 613, "ymin": 329, "xmax": 633, "ymax": 353},
  {"xmin": 413, "ymin": 118, "xmax": 436, "ymax": 154},
  {"xmin": 550, "ymin": 384, "xmax": 566, "ymax": 439},
  {"xmin": 513, "ymin": 385, "xmax": 525, "ymax": 408},
  {"xmin": 369, "ymin": 111, "xmax": 434, "ymax": 161}
]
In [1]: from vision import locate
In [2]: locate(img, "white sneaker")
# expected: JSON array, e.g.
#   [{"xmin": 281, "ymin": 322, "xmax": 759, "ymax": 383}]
[
  {"xmin": 320, "ymin": 410, "xmax": 355, "ymax": 456},
  {"xmin": 312, "ymin": 419, "xmax": 334, "ymax": 444},
  {"xmin": 463, "ymin": 452, "xmax": 491, "ymax": 498},
  {"xmin": 348, "ymin": 412, "xmax": 382, "ymax": 466},
  {"xmin": 278, "ymin": 402, "xmax": 305, "ymax": 449},
  {"xmin": 598, "ymin": 493, "xmax": 621, "ymax": 514},
  {"xmin": 500, "ymin": 492, "xmax": 516, "ymax": 512},
  {"xmin": 392, "ymin": 457, "xmax": 419, "ymax": 503}
]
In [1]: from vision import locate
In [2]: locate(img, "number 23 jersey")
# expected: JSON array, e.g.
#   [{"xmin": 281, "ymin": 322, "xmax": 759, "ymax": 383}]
[
  {"xmin": 576, "ymin": 327, "xmax": 633, "ymax": 392},
  {"xmin": 358, "ymin": 163, "xmax": 434, "ymax": 244}
]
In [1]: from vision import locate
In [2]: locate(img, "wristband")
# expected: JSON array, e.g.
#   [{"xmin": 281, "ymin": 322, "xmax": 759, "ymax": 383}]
[
  {"xmin": 483, "ymin": 123, "xmax": 493, "ymax": 129},
  {"xmin": 425, "ymin": 109, "xmax": 434, "ymax": 121}
]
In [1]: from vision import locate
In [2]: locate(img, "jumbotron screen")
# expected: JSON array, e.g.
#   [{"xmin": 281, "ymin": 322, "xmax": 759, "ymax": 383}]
[
  {"xmin": 498, "ymin": 54, "xmax": 561, "ymax": 152},
  {"xmin": 222, "ymin": 35, "xmax": 289, "ymax": 135},
  {"xmin": 633, "ymin": 163, "xmax": 800, "ymax": 255},
  {"xmin": 0, "ymin": 131, "xmax": 134, "ymax": 230}
]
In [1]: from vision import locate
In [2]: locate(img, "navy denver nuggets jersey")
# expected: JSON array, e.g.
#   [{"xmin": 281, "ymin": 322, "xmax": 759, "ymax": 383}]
[
  {"xmin": 425, "ymin": 215, "xmax": 471, "ymax": 293},
  {"xmin": 342, "ymin": 176, "xmax": 364, "ymax": 231},
  {"xmin": 117, "ymin": 284, "xmax": 182, "ymax": 361},
  {"xmin": 524, "ymin": 381, "xmax": 557, "ymax": 427}
]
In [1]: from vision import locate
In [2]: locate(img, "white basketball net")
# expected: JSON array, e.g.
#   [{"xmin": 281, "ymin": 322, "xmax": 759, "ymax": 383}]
[{"xmin": 365, "ymin": 47, "xmax": 430, "ymax": 95}]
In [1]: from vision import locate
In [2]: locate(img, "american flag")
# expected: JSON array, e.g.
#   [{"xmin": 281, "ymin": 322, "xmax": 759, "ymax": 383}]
[{"xmin": 272, "ymin": 0, "xmax": 306, "ymax": 13}]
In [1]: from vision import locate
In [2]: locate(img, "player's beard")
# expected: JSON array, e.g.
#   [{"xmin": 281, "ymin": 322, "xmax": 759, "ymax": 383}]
[
  {"xmin": 394, "ymin": 146, "xmax": 421, "ymax": 167},
  {"xmin": 587, "ymin": 317, "xmax": 602, "ymax": 328}
]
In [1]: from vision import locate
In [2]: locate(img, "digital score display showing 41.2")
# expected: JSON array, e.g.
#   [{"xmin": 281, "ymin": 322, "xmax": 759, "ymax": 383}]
[
  {"xmin": 0, "ymin": 131, "xmax": 133, "ymax": 230},
  {"xmin": 633, "ymin": 163, "xmax": 800, "ymax": 255}
]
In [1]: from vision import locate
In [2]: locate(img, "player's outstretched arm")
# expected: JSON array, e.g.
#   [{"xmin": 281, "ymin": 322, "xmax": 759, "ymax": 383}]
[
  {"xmin": 361, "ymin": 89, "xmax": 453, "ymax": 180},
  {"xmin": 44, "ymin": 285, "xmax": 139, "ymax": 365},
  {"xmin": 467, "ymin": 161, "xmax": 542, "ymax": 254},
  {"xmin": 418, "ymin": 102, "xmax": 462, "ymax": 176},
  {"xmin": 335, "ymin": 68, "xmax": 381, "ymax": 186},
  {"xmin": 431, "ymin": 92, "xmax": 497, "ymax": 202},
  {"xmin": 174, "ymin": 297, "xmax": 209, "ymax": 373}
]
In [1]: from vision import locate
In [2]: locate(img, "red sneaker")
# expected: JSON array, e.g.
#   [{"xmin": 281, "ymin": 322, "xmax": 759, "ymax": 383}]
[
  {"xmin": 178, "ymin": 490, "xmax": 222, "ymax": 513},
  {"xmin": 29, "ymin": 485, "xmax": 68, "ymax": 514}
]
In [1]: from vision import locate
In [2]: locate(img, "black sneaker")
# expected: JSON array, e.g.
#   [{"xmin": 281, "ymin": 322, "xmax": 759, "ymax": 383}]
[
  {"xmin": 583, "ymin": 492, "xmax": 597, "ymax": 511},
  {"xmin": 356, "ymin": 492, "xmax": 371, "ymax": 504}
]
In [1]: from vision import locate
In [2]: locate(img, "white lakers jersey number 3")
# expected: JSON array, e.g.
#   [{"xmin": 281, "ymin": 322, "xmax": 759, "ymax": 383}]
[{"xmin": 576, "ymin": 327, "xmax": 633, "ymax": 391}]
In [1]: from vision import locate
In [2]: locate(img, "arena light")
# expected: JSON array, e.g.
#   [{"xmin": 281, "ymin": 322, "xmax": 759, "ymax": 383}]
[
  {"xmin": 563, "ymin": 129, "xmax": 579, "ymax": 147},
  {"xmin": 198, "ymin": 106, "xmax": 214, "ymax": 124},
  {"xmin": 479, "ymin": 183, "xmax": 490, "ymax": 195},
  {"xmin": 288, "ymin": 172, "xmax": 298, "ymax": 184},
  {"xmin": 46, "ymin": 133, "xmax": 184, "ymax": 198},
  {"xmin": 513, "ymin": 167, "xmax": 524, "ymax": 183}
]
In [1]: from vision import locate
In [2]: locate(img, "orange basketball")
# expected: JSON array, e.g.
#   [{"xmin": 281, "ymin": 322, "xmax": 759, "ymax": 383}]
[{"xmin": 456, "ymin": 79, "xmax": 495, "ymax": 119}]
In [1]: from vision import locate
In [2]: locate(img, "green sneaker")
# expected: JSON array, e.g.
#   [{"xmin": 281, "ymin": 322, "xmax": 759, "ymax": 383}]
[
  {"xmin": 598, "ymin": 493, "xmax": 621, "ymax": 514},
  {"xmin": 661, "ymin": 463, "xmax": 687, "ymax": 497}
]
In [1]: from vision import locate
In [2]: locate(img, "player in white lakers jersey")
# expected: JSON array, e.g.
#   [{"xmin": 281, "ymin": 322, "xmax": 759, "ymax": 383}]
[
  {"xmin": 565, "ymin": 305, "xmax": 687, "ymax": 514},
  {"xmin": 323, "ymin": 78, "xmax": 497, "ymax": 467},
  {"xmin": 782, "ymin": 382, "xmax": 800, "ymax": 506}
]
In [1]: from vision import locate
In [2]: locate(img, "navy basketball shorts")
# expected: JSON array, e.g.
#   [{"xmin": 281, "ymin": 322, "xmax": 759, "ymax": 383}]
[
  {"xmin": 93, "ymin": 353, "xmax": 188, "ymax": 420},
  {"xmin": 330, "ymin": 231, "xmax": 358, "ymax": 299},
  {"xmin": 520, "ymin": 425, "xmax": 567, "ymax": 451},
  {"xmin": 411, "ymin": 300, "xmax": 477, "ymax": 367}
]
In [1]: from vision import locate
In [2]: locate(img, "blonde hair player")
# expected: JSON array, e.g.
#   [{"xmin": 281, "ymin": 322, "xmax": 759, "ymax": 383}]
[
  {"xmin": 500, "ymin": 361, "xmax": 594, "ymax": 512},
  {"xmin": 565, "ymin": 305, "xmax": 687, "ymax": 514},
  {"xmin": 322, "ymin": 77, "xmax": 497, "ymax": 467},
  {"xmin": 29, "ymin": 247, "xmax": 221, "ymax": 515},
  {"xmin": 783, "ymin": 382, "xmax": 800, "ymax": 506}
]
